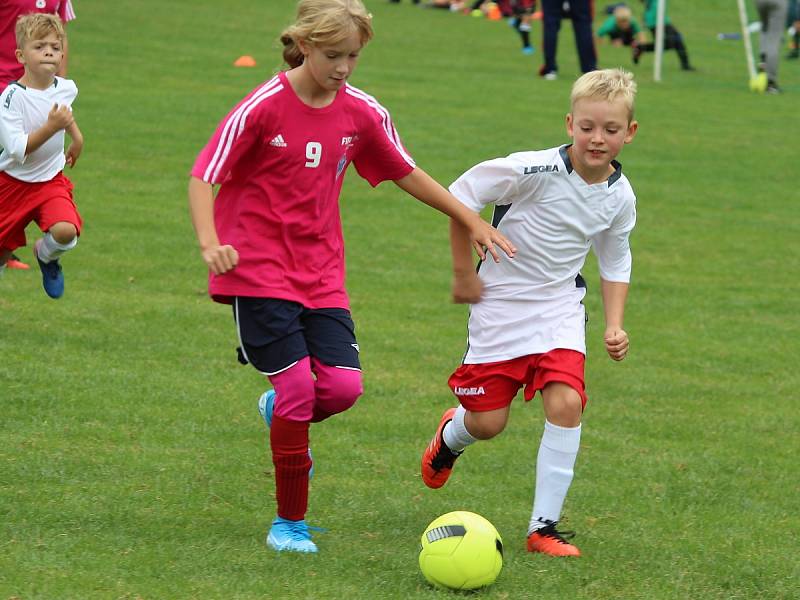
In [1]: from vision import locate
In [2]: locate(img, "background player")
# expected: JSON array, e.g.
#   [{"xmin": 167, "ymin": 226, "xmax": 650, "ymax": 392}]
[
  {"xmin": 0, "ymin": 13, "xmax": 83, "ymax": 297},
  {"xmin": 0, "ymin": 0, "xmax": 76, "ymax": 270}
]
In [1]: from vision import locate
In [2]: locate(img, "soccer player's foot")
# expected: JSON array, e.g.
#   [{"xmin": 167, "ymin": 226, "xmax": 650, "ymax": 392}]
[
  {"xmin": 421, "ymin": 407, "xmax": 461, "ymax": 489},
  {"xmin": 522, "ymin": 46, "xmax": 534, "ymax": 55},
  {"xmin": 632, "ymin": 44, "xmax": 642, "ymax": 65},
  {"xmin": 266, "ymin": 517, "xmax": 318, "ymax": 553},
  {"xmin": 7, "ymin": 254, "xmax": 29, "ymax": 270},
  {"xmin": 787, "ymin": 47, "xmax": 799, "ymax": 59},
  {"xmin": 526, "ymin": 520, "xmax": 581, "ymax": 557},
  {"xmin": 258, "ymin": 390, "xmax": 314, "ymax": 479},
  {"xmin": 766, "ymin": 81, "xmax": 782, "ymax": 94},
  {"xmin": 538, "ymin": 65, "xmax": 557, "ymax": 80},
  {"xmin": 34, "ymin": 240, "xmax": 64, "ymax": 299}
]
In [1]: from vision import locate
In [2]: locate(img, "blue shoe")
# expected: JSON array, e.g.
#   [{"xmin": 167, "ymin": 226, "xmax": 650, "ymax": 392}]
[
  {"xmin": 34, "ymin": 239, "xmax": 64, "ymax": 299},
  {"xmin": 522, "ymin": 46, "xmax": 534, "ymax": 55},
  {"xmin": 266, "ymin": 517, "xmax": 318, "ymax": 553},
  {"xmin": 258, "ymin": 390, "xmax": 314, "ymax": 479}
]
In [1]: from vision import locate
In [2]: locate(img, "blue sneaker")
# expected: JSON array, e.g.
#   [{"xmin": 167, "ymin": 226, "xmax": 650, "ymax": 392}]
[
  {"xmin": 34, "ymin": 239, "xmax": 64, "ymax": 299},
  {"xmin": 258, "ymin": 390, "xmax": 314, "ymax": 479},
  {"xmin": 267, "ymin": 517, "xmax": 318, "ymax": 553},
  {"xmin": 522, "ymin": 46, "xmax": 534, "ymax": 55}
]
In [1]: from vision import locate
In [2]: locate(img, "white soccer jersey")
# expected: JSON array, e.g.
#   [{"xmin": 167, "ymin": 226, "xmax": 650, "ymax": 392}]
[
  {"xmin": 450, "ymin": 145, "xmax": 637, "ymax": 363},
  {"xmin": 0, "ymin": 77, "xmax": 77, "ymax": 182}
]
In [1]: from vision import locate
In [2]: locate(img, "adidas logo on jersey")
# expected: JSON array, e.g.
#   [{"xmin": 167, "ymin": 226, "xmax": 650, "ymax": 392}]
[
  {"xmin": 269, "ymin": 134, "xmax": 287, "ymax": 147},
  {"xmin": 454, "ymin": 386, "xmax": 485, "ymax": 396}
]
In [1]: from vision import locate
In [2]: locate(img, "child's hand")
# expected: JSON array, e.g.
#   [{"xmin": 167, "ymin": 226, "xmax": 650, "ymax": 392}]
[
  {"xmin": 452, "ymin": 270, "xmax": 483, "ymax": 304},
  {"xmin": 65, "ymin": 141, "xmax": 82, "ymax": 167},
  {"xmin": 202, "ymin": 244, "xmax": 239, "ymax": 275},
  {"xmin": 604, "ymin": 328, "xmax": 629, "ymax": 361},
  {"xmin": 467, "ymin": 216, "xmax": 516, "ymax": 263},
  {"xmin": 47, "ymin": 103, "xmax": 74, "ymax": 131}
]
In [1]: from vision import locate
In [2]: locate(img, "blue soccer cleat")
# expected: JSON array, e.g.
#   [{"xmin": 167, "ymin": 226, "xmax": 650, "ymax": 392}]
[
  {"xmin": 34, "ymin": 239, "xmax": 64, "ymax": 299},
  {"xmin": 266, "ymin": 517, "xmax": 319, "ymax": 553},
  {"xmin": 258, "ymin": 390, "xmax": 314, "ymax": 479}
]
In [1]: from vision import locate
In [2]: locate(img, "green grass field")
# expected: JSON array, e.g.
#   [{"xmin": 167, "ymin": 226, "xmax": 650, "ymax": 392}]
[{"xmin": 1, "ymin": 1, "xmax": 798, "ymax": 598}]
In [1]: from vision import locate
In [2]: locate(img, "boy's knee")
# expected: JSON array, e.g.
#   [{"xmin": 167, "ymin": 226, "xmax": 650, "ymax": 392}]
[
  {"xmin": 48, "ymin": 222, "xmax": 78, "ymax": 244},
  {"xmin": 466, "ymin": 411, "xmax": 507, "ymax": 440},
  {"xmin": 543, "ymin": 382, "xmax": 583, "ymax": 427}
]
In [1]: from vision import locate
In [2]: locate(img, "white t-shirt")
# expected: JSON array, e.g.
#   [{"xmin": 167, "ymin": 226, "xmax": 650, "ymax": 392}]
[
  {"xmin": 0, "ymin": 76, "xmax": 78, "ymax": 182},
  {"xmin": 450, "ymin": 145, "xmax": 637, "ymax": 363}
]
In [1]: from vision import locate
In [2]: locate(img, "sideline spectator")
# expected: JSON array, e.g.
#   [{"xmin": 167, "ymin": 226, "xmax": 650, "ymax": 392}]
[
  {"xmin": 510, "ymin": 1, "xmax": 538, "ymax": 54},
  {"xmin": 596, "ymin": 5, "xmax": 647, "ymax": 48},
  {"xmin": 633, "ymin": 0, "xmax": 695, "ymax": 71},
  {"xmin": 539, "ymin": 0, "xmax": 597, "ymax": 80},
  {"xmin": 784, "ymin": 0, "xmax": 798, "ymax": 59},
  {"xmin": 754, "ymin": 0, "xmax": 789, "ymax": 93}
]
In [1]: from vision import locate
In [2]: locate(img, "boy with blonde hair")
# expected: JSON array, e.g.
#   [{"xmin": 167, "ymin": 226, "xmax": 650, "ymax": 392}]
[
  {"xmin": 0, "ymin": 13, "xmax": 83, "ymax": 297},
  {"xmin": 596, "ymin": 5, "xmax": 647, "ymax": 50},
  {"xmin": 421, "ymin": 69, "xmax": 639, "ymax": 557}
]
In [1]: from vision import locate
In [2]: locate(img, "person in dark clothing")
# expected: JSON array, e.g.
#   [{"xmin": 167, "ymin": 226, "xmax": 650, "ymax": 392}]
[{"xmin": 539, "ymin": 0, "xmax": 597, "ymax": 79}]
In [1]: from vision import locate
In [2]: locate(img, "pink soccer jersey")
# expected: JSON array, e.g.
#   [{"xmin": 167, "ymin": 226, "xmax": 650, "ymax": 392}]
[
  {"xmin": 0, "ymin": 0, "xmax": 76, "ymax": 91},
  {"xmin": 191, "ymin": 71, "xmax": 416, "ymax": 308}
]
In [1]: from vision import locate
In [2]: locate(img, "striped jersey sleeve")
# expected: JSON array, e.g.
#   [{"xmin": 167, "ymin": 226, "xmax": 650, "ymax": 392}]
[
  {"xmin": 191, "ymin": 76, "xmax": 283, "ymax": 184},
  {"xmin": 59, "ymin": 1, "xmax": 76, "ymax": 22},
  {"xmin": 345, "ymin": 84, "xmax": 415, "ymax": 187}
]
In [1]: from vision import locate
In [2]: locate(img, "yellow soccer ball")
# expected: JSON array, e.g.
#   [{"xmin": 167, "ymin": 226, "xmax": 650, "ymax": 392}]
[
  {"xmin": 749, "ymin": 72, "xmax": 768, "ymax": 93},
  {"xmin": 418, "ymin": 511, "xmax": 503, "ymax": 590}
]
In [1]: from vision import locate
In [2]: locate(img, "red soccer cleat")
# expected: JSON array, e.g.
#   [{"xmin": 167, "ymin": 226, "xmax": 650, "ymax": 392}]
[
  {"xmin": 6, "ymin": 254, "xmax": 29, "ymax": 270},
  {"xmin": 421, "ymin": 408, "xmax": 461, "ymax": 489},
  {"xmin": 527, "ymin": 521, "xmax": 581, "ymax": 557}
]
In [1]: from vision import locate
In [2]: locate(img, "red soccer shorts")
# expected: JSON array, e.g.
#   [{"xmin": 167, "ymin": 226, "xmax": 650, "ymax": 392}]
[
  {"xmin": 0, "ymin": 171, "xmax": 81, "ymax": 252},
  {"xmin": 448, "ymin": 348, "xmax": 587, "ymax": 412}
]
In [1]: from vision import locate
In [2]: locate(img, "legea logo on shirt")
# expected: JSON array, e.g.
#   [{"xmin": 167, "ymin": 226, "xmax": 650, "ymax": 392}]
[
  {"xmin": 454, "ymin": 386, "xmax": 485, "ymax": 396},
  {"xmin": 523, "ymin": 164, "xmax": 560, "ymax": 175}
]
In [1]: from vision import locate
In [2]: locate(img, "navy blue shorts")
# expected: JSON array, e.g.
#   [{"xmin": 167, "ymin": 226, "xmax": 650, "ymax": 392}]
[{"xmin": 233, "ymin": 297, "xmax": 361, "ymax": 375}]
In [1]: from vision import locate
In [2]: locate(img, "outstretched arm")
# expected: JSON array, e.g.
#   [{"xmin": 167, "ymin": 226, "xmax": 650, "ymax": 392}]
[
  {"xmin": 394, "ymin": 167, "xmax": 516, "ymax": 263},
  {"xmin": 188, "ymin": 176, "xmax": 238, "ymax": 274},
  {"xmin": 450, "ymin": 219, "xmax": 483, "ymax": 304},
  {"xmin": 601, "ymin": 278, "xmax": 629, "ymax": 361}
]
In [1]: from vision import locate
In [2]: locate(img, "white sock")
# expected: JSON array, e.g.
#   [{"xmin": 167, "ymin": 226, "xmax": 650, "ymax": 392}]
[
  {"xmin": 528, "ymin": 420, "xmax": 581, "ymax": 534},
  {"xmin": 442, "ymin": 404, "xmax": 477, "ymax": 453},
  {"xmin": 0, "ymin": 263, "xmax": 6, "ymax": 277},
  {"xmin": 37, "ymin": 232, "xmax": 77, "ymax": 263}
]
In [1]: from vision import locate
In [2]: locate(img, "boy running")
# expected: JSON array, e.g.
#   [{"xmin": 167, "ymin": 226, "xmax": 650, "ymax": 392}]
[
  {"xmin": 420, "ymin": 69, "xmax": 639, "ymax": 557},
  {"xmin": 0, "ymin": 13, "xmax": 82, "ymax": 296}
]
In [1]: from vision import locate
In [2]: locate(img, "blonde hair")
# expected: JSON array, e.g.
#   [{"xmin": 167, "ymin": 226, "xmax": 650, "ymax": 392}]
[
  {"xmin": 570, "ymin": 68, "xmax": 637, "ymax": 121},
  {"xmin": 280, "ymin": 0, "xmax": 373, "ymax": 69},
  {"xmin": 15, "ymin": 13, "xmax": 65, "ymax": 49},
  {"xmin": 613, "ymin": 6, "xmax": 632, "ymax": 21}
]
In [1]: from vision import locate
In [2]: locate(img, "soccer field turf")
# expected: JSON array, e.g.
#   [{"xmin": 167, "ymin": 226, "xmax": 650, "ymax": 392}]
[{"xmin": 1, "ymin": 1, "xmax": 798, "ymax": 598}]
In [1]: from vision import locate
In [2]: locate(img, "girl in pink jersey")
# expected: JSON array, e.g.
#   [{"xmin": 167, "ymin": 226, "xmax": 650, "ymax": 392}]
[{"xmin": 188, "ymin": 0, "xmax": 515, "ymax": 554}]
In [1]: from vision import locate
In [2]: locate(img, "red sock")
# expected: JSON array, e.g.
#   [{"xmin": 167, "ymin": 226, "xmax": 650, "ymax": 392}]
[{"xmin": 270, "ymin": 415, "xmax": 311, "ymax": 521}]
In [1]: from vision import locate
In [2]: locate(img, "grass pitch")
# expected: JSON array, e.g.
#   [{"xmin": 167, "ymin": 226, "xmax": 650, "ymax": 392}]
[{"xmin": 1, "ymin": 1, "xmax": 798, "ymax": 598}]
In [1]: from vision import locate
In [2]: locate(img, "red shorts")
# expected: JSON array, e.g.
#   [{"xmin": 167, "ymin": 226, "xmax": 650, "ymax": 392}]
[
  {"xmin": 448, "ymin": 348, "xmax": 587, "ymax": 412},
  {"xmin": 0, "ymin": 171, "xmax": 81, "ymax": 252}
]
